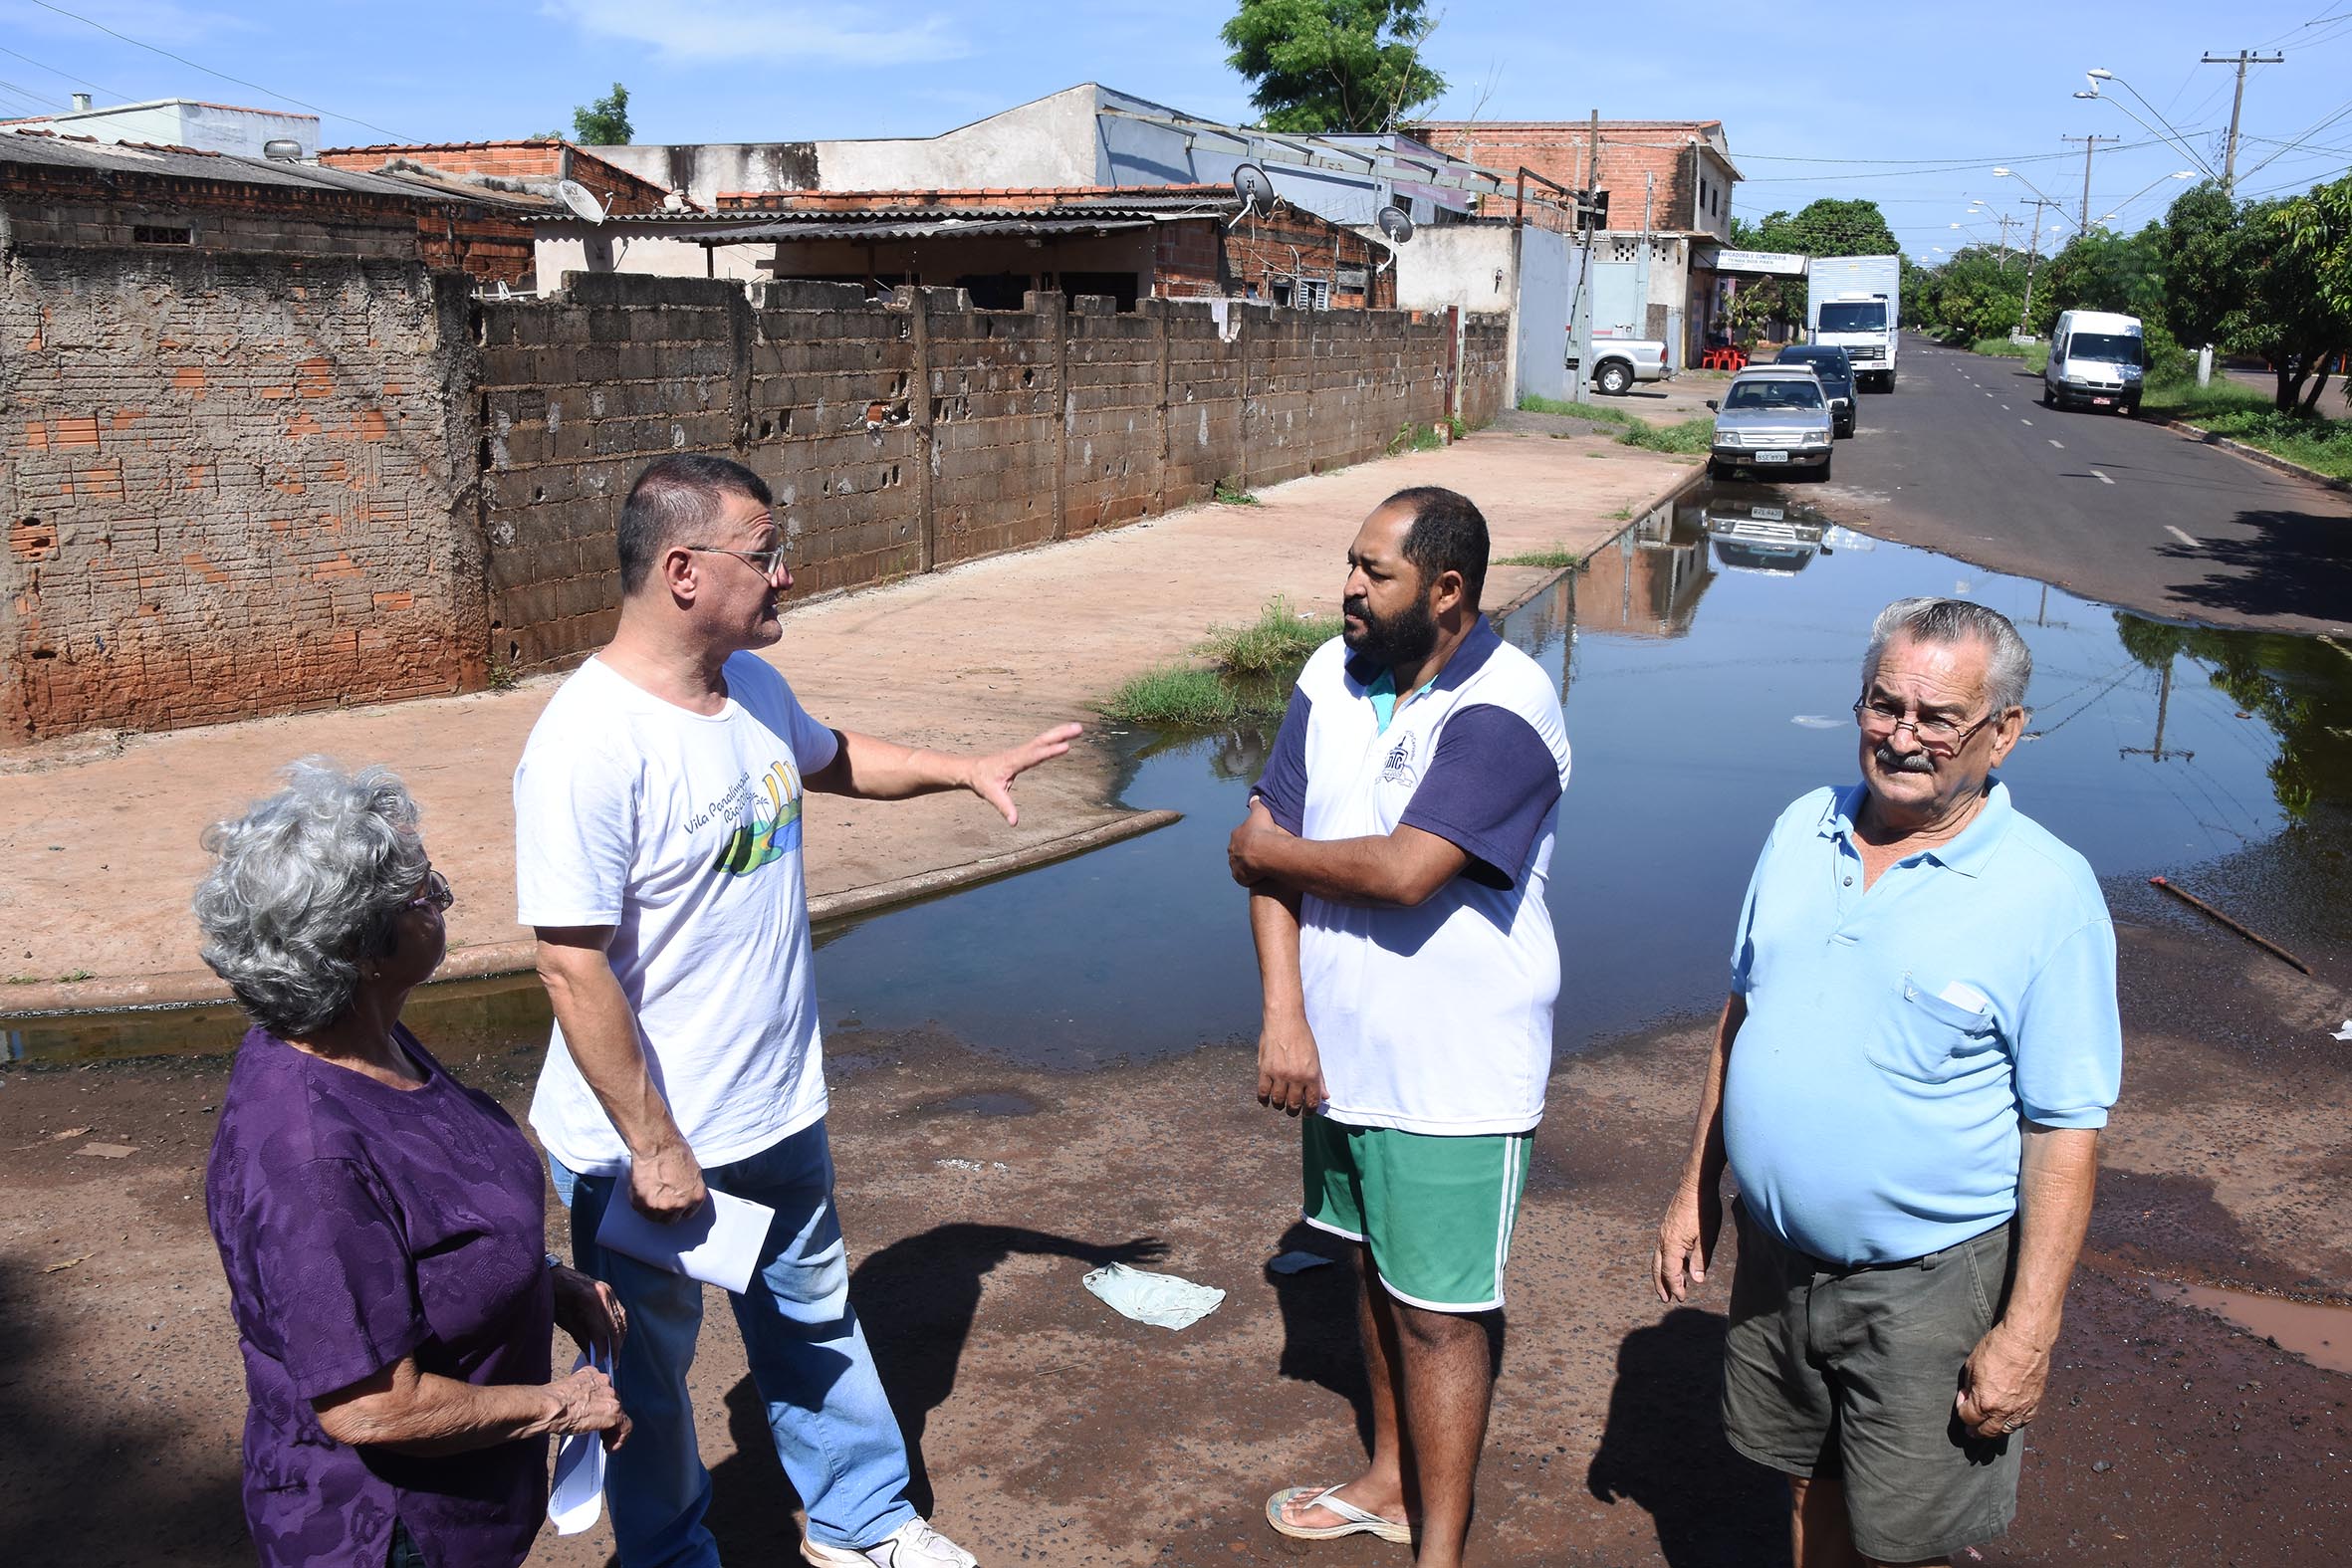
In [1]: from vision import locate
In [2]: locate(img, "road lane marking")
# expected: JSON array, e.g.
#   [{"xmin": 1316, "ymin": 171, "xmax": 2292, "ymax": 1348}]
[
  {"xmin": 2019, "ymin": 417, "xmax": 2032, "ymax": 426},
  {"xmin": 2092, "ymin": 469, "xmax": 2115, "ymax": 484},
  {"xmin": 2048, "ymin": 439, "xmax": 2063, "ymax": 448},
  {"xmin": 2001, "ymin": 404, "xmax": 2010, "ymax": 411},
  {"xmin": 2166, "ymin": 525, "xmax": 2202, "ymax": 549}
]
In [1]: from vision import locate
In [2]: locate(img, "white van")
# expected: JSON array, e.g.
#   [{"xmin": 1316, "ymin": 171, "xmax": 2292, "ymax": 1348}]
[{"xmin": 2042, "ymin": 310, "xmax": 2146, "ymax": 415}]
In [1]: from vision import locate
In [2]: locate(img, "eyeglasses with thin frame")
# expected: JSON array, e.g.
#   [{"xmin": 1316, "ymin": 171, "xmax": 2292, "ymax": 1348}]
[
  {"xmin": 402, "ymin": 868, "xmax": 454, "ymax": 914},
  {"xmin": 684, "ymin": 544, "xmax": 792, "ymax": 579},
  {"xmin": 1851, "ymin": 696, "xmax": 2003, "ymax": 756}
]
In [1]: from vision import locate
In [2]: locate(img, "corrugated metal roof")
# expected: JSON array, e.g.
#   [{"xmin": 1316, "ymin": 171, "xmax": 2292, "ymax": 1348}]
[
  {"xmin": 0, "ymin": 129, "xmax": 534, "ymax": 209},
  {"xmin": 676, "ymin": 216, "xmax": 1160, "ymax": 244}
]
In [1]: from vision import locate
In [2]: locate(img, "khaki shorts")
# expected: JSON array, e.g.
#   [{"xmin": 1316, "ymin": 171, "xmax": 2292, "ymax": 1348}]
[{"xmin": 1722, "ymin": 1199, "xmax": 2023, "ymax": 1563}]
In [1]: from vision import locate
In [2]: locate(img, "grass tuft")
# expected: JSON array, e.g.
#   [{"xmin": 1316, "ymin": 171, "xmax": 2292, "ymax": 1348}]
[
  {"xmin": 1196, "ymin": 595, "xmax": 1341, "ymax": 677},
  {"xmin": 1618, "ymin": 416, "xmax": 1714, "ymax": 455},
  {"xmin": 1096, "ymin": 665, "xmax": 1246, "ymax": 728},
  {"xmin": 1519, "ymin": 393, "xmax": 1711, "ymax": 454},
  {"xmin": 1213, "ymin": 477, "xmax": 1260, "ymax": 506},
  {"xmin": 1097, "ymin": 596, "xmax": 1340, "ymax": 729},
  {"xmin": 1498, "ymin": 546, "xmax": 1585, "ymax": 568}
]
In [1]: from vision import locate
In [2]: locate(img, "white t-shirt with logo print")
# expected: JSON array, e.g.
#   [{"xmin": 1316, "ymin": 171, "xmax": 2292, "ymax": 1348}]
[
  {"xmin": 1251, "ymin": 618, "xmax": 1571, "ymax": 1135},
  {"xmin": 514, "ymin": 652, "xmax": 840, "ymax": 1177}
]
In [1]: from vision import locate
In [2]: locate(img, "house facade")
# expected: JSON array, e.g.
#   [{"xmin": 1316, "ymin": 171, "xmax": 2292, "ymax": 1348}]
[{"xmin": 1412, "ymin": 119, "xmax": 1742, "ymax": 366}]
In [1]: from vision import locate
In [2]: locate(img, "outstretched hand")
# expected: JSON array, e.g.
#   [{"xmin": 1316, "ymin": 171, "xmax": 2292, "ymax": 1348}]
[{"xmin": 970, "ymin": 723, "xmax": 1083, "ymax": 826}]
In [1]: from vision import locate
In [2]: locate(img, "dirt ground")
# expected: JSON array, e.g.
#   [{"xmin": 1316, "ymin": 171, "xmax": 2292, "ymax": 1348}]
[
  {"xmin": 0, "ymin": 430, "xmax": 1696, "ymax": 1015},
  {"xmin": 4, "ymin": 878, "xmax": 2346, "ymax": 1568}
]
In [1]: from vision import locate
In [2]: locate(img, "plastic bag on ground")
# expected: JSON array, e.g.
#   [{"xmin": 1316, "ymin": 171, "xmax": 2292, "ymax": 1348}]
[{"xmin": 1082, "ymin": 1262, "xmax": 1226, "ymax": 1330}]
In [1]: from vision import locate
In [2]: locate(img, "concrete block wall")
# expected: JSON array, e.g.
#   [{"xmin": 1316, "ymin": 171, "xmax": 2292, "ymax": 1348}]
[
  {"xmin": 1, "ymin": 246, "xmax": 485, "ymax": 744},
  {"xmin": 481, "ymin": 278, "xmax": 1504, "ymax": 671}
]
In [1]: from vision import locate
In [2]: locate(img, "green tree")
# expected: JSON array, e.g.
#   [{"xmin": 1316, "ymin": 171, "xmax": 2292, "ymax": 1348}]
[
  {"xmin": 1738, "ymin": 199, "xmax": 1900, "ymax": 259},
  {"xmin": 1912, "ymin": 245, "xmax": 2027, "ymax": 342},
  {"xmin": 2159, "ymin": 181, "xmax": 2246, "ymax": 348},
  {"xmin": 2256, "ymin": 172, "xmax": 2352, "ymax": 411},
  {"xmin": 2032, "ymin": 224, "xmax": 2167, "ymax": 334},
  {"xmin": 572, "ymin": 83, "xmax": 632, "ymax": 146},
  {"xmin": 1222, "ymin": 0, "xmax": 1446, "ymax": 133}
]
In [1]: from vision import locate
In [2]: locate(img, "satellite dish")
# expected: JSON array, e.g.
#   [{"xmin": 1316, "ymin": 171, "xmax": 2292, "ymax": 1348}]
[
  {"xmin": 1230, "ymin": 160, "xmax": 1277, "ymax": 228},
  {"xmin": 556, "ymin": 178, "xmax": 611, "ymax": 224},
  {"xmin": 1375, "ymin": 204, "xmax": 1415, "ymax": 245}
]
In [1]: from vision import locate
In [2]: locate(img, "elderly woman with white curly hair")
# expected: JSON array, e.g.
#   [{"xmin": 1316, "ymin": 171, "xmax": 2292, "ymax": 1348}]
[{"xmin": 198, "ymin": 759, "xmax": 630, "ymax": 1568}]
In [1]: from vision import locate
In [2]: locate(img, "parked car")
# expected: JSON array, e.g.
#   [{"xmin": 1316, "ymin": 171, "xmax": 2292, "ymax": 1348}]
[
  {"xmin": 1569, "ymin": 337, "xmax": 1673, "ymax": 395},
  {"xmin": 2043, "ymin": 309, "xmax": 2146, "ymax": 414},
  {"xmin": 1770, "ymin": 345, "xmax": 1857, "ymax": 437},
  {"xmin": 1708, "ymin": 367, "xmax": 1835, "ymax": 481}
]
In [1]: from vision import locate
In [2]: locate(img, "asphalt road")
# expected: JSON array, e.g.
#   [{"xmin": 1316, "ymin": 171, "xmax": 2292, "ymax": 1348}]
[{"xmin": 1795, "ymin": 336, "xmax": 2352, "ymax": 635}]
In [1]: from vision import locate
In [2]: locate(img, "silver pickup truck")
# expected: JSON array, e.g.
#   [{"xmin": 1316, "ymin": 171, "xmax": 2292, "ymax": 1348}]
[{"xmin": 1568, "ymin": 338, "xmax": 1673, "ymax": 396}]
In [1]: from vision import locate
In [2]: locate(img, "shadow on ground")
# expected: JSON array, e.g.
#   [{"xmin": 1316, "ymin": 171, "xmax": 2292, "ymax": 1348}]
[
  {"xmin": 0, "ymin": 1253, "xmax": 250, "ymax": 1566},
  {"xmin": 1587, "ymin": 1306, "xmax": 1789, "ymax": 1568},
  {"xmin": 2159, "ymin": 508, "xmax": 2352, "ymax": 625}
]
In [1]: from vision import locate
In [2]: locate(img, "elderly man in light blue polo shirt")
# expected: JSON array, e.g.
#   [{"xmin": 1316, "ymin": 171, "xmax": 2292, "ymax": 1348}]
[{"xmin": 1653, "ymin": 596, "xmax": 2120, "ymax": 1568}]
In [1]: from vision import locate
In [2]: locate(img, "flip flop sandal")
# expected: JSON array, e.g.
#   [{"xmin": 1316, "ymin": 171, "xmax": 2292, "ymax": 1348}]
[{"xmin": 1265, "ymin": 1484, "xmax": 1413, "ymax": 1544}]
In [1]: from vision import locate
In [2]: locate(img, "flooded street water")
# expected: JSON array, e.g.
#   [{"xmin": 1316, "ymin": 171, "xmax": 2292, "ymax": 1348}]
[{"xmin": 11, "ymin": 479, "xmax": 2352, "ymax": 1068}]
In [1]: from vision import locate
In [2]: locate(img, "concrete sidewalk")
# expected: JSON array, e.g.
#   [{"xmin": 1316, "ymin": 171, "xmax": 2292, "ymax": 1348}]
[{"xmin": 0, "ymin": 428, "xmax": 1698, "ymax": 1014}]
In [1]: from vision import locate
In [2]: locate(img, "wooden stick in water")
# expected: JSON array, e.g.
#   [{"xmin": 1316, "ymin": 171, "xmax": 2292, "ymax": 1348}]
[{"xmin": 2149, "ymin": 876, "xmax": 2312, "ymax": 976}]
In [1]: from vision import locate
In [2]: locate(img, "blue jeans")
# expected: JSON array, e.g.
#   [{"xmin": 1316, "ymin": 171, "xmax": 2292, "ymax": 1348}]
[{"xmin": 552, "ymin": 1119, "xmax": 917, "ymax": 1568}]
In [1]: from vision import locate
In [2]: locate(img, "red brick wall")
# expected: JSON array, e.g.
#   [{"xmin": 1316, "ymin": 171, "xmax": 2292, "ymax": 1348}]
[
  {"xmin": 1, "ymin": 247, "xmax": 487, "ymax": 744},
  {"xmin": 478, "ymin": 274, "xmax": 1503, "ymax": 671},
  {"xmin": 1415, "ymin": 122, "xmax": 1735, "ymax": 238},
  {"xmin": 319, "ymin": 142, "xmax": 670, "ymax": 215},
  {"xmin": 1153, "ymin": 213, "xmax": 1397, "ymax": 310}
]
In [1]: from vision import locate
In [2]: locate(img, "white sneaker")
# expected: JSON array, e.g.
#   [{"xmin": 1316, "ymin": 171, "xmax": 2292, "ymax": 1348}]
[{"xmin": 801, "ymin": 1519, "xmax": 979, "ymax": 1568}]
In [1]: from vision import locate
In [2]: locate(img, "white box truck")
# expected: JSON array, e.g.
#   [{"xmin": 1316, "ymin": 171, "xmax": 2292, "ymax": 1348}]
[{"xmin": 1807, "ymin": 255, "xmax": 1901, "ymax": 391}]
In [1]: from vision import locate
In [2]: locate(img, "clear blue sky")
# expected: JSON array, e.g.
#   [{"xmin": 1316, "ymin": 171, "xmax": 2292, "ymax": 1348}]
[{"xmin": 2, "ymin": 0, "xmax": 2346, "ymax": 259}]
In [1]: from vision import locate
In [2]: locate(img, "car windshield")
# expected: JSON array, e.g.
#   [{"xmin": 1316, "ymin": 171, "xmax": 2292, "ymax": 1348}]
[
  {"xmin": 1726, "ymin": 380, "xmax": 1824, "ymax": 411},
  {"xmin": 1786, "ymin": 354, "xmax": 1849, "ymax": 383},
  {"xmin": 1817, "ymin": 303, "xmax": 1887, "ymax": 333},
  {"xmin": 2070, "ymin": 332, "xmax": 2144, "ymax": 366}
]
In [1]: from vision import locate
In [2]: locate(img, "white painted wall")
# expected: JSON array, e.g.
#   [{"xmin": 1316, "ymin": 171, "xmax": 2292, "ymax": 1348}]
[
  {"xmin": 534, "ymin": 224, "xmax": 766, "ymax": 293},
  {"xmin": 1393, "ymin": 225, "xmax": 1517, "ymax": 314},
  {"xmin": 5, "ymin": 99, "xmax": 317, "ymax": 158}
]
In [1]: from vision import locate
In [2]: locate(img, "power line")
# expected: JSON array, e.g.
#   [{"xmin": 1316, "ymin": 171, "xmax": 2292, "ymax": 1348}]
[
  {"xmin": 20, "ymin": 0, "xmax": 415, "ymax": 142},
  {"xmin": 0, "ymin": 43, "xmax": 131, "ymax": 104}
]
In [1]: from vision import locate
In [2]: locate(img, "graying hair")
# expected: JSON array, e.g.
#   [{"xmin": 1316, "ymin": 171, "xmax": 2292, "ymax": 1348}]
[
  {"xmin": 192, "ymin": 759, "xmax": 428, "ymax": 1037},
  {"xmin": 1863, "ymin": 598, "xmax": 2033, "ymax": 715}
]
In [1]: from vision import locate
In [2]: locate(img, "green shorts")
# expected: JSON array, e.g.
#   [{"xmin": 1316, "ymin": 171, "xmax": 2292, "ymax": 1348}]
[{"xmin": 1300, "ymin": 1114, "xmax": 1533, "ymax": 1313}]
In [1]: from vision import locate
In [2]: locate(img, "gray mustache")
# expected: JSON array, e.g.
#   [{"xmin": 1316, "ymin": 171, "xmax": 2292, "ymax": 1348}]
[{"xmin": 1873, "ymin": 744, "xmax": 1937, "ymax": 775}]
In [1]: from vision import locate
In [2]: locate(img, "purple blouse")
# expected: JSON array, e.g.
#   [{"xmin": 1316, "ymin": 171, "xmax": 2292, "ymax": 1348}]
[{"xmin": 205, "ymin": 1025, "xmax": 554, "ymax": 1568}]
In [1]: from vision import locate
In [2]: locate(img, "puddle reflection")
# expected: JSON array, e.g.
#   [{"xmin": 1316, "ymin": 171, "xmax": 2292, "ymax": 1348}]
[{"xmin": 12, "ymin": 480, "xmax": 2352, "ymax": 1067}]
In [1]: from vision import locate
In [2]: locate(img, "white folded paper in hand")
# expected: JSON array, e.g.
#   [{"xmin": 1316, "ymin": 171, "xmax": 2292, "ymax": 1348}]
[
  {"xmin": 548, "ymin": 1345, "xmax": 609, "ymax": 1536},
  {"xmin": 594, "ymin": 1188, "xmax": 774, "ymax": 1295},
  {"xmin": 1082, "ymin": 1262, "xmax": 1226, "ymax": 1330}
]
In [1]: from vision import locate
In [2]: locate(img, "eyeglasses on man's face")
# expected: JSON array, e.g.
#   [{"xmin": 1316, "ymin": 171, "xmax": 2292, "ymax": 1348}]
[
  {"xmin": 1851, "ymin": 696, "xmax": 2001, "ymax": 757},
  {"xmin": 403, "ymin": 868, "xmax": 454, "ymax": 914}
]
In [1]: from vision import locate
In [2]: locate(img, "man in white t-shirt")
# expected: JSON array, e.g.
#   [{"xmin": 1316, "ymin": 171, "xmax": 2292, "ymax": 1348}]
[
  {"xmin": 1228, "ymin": 487, "xmax": 1569, "ymax": 1568},
  {"xmin": 515, "ymin": 453, "xmax": 1076, "ymax": 1568}
]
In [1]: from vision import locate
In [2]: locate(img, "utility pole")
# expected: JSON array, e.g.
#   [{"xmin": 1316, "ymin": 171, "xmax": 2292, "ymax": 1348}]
[
  {"xmin": 1571, "ymin": 108, "xmax": 1600, "ymax": 405},
  {"xmin": 1995, "ymin": 211, "xmax": 2015, "ymax": 271},
  {"xmin": 2201, "ymin": 49, "xmax": 2285, "ymax": 196},
  {"xmin": 2062, "ymin": 133, "xmax": 2118, "ymax": 234},
  {"xmin": 2017, "ymin": 197, "xmax": 2057, "ymax": 337},
  {"xmin": 2121, "ymin": 658, "xmax": 2193, "ymax": 764}
]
